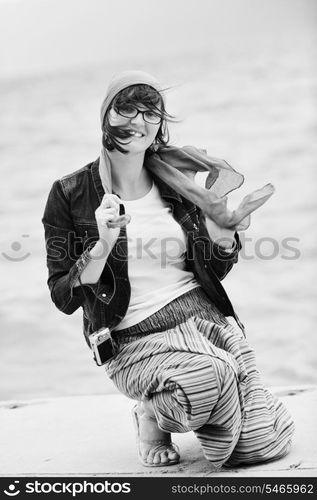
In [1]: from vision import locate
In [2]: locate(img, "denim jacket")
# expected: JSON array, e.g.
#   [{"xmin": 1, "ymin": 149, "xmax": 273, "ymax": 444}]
[{"xmin": 42, "ymin": 157, "xmax": 244, "ymax": 345}]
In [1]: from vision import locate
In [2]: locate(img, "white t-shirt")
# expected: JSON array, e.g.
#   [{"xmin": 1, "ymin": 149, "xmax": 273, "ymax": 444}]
[{"xmin": 113, "ymin": 181, "xmax": 200, "ymax": 331}]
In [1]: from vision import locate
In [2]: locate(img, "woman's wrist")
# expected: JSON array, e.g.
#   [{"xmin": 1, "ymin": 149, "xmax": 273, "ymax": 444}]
[
  {"xmin": 74, "ymin": 239, "xmax": 112, "ymax": 287},
  {"xmin": 89, "ymin": 239, "xmax": 112, "ymax": 260}
]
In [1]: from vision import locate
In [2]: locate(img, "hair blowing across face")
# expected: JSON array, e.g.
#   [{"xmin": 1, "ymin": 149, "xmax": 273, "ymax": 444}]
[
  {"xmin": 99, "ymin": 70, "xmax": 175, "ymax": 154},
  {"xmin": 102, "ymin": 84, "xmax": 172, "ymax": 154}
]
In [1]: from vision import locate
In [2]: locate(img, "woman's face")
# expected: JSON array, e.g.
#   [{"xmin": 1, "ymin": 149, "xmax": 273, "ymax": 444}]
[{"xmin": 108, "ymin": 103, "xmax": 161, "ymax": 154}]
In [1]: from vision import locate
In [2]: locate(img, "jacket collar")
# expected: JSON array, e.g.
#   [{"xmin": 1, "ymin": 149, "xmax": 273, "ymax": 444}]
[{"xmin": 91, "ymin": 157, "xmax": 104, "ymax": 203}]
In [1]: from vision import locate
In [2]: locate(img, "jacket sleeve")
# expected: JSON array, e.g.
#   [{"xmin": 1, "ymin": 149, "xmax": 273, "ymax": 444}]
[
  {"xmin": 198, "ymin": 211, "xmax": 242, "ymax": 281},
  {"xmin": 42, "ymin": 180, "xmax": 99, "ymax": 315}
]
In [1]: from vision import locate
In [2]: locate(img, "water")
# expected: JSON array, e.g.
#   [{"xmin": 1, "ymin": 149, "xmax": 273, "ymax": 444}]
[{"xmin": 1, "ymin": 37, "xmax": 316, "ymax": 400}]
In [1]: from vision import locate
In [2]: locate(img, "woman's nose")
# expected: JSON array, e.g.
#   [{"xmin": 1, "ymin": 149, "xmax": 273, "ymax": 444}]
[{"xmin": 130, "ymin": 111, "xmax": 145, "ymax": 125}]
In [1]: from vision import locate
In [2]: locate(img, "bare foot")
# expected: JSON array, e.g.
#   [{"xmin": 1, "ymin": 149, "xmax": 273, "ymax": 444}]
[{"xmin": 136, "ymin": 401, "xmax": 180, "ymax": 466}]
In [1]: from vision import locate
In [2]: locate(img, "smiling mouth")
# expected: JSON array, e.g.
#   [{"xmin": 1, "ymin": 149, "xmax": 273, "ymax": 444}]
[{"xmin": 127, "ymin": 130, "xmax": 145, "ymax": 138}]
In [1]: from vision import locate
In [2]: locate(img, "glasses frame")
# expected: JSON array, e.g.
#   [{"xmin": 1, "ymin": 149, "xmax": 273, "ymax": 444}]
[{"xmin": 112, "ymin": 106, "xmax": 162, "ymax": 125}]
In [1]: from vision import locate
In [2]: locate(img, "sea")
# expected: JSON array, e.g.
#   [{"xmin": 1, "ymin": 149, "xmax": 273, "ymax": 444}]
[{"xmin": 0, "ymin": 36, "xmax": 316, "ymax": 401}]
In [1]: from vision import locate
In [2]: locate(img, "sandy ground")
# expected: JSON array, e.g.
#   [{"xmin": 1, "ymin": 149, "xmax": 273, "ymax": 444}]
[{"xmin": 1, "ymin": 386, "xmax": 316, "ymax": 477}]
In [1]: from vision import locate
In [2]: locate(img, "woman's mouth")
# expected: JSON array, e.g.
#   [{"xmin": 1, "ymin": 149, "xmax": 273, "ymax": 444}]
[{"xmin": 127, "ymin": 130, "xmax": 145, "ymax": 138}]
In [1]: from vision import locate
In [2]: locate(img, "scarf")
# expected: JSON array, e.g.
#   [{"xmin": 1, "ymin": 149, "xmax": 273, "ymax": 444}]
[{"xmin": 99, "ymin": 71, "xmax": 274, "ymax": 230}]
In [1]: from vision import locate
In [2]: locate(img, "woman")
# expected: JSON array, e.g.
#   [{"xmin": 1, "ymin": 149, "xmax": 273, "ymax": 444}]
[{"xmin": 42, "ymin": 70, "xmax": 294, "ymax": 470}]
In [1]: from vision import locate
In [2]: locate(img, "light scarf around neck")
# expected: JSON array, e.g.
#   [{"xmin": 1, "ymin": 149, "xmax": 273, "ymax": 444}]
[{"xmin": 99, "ymin": 71, "xmax": 274, "ymax": 230}]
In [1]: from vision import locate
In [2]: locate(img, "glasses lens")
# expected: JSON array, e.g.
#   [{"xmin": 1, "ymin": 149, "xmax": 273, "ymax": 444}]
[
  {"xmin": 116, "ymin": 106, "xmax": 138, "ymax": 119},
  {"xmin": 143, "ymin": 111, "xmax": 161, "ymax": 124}
]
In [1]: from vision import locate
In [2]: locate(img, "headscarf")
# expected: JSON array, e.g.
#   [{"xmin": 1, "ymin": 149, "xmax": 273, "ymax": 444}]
[{"xmin": 99, "ymin": 70, "xmax": 274, "ymax": 230}]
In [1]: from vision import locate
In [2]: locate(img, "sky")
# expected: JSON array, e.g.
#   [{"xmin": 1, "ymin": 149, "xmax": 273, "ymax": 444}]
[{"xmin": 0, "ymin": 0, "xmax": 316, "ymax": 79}]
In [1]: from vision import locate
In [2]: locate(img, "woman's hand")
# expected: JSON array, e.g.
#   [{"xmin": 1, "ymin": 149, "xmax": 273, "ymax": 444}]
[
  {"xmin": 95, "ymin": 194, "xmax": 126, "ymax": 252},
  {"xmin": 204, "ymin": 216, "xmax": 236, "ymax": 250}
]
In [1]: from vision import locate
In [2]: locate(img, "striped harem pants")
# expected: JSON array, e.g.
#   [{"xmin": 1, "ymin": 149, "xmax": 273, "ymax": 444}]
[{"xmin": 105, "ymin": 287, "xmax": 294, "ymax": 470}]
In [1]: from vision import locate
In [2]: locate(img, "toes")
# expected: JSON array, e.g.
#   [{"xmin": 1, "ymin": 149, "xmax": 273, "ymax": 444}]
[
  {"xmin": 144, "ymin": 449, "xmax": 172, "ymax": 465},
  {"xmin": 146, "ymin": 449, "xmax": 157, "ymax": 465},
  {"xmin": 152, "ymin": 452, "xmax": 161, "ymax": 465},
  {"xmin": 139, "ymin": 445, "xmax": 154, "ymax": 465},
  {"xmin": 159, "ymin": 450, "xmax": 169, "ymax": 464},
  {"xmin": 139, "ymin": 443, "xmax": 179, "ymax": 466},
  {"xmin": 168, "ymin": 449, "xmax": 179, "ymax": 461}
]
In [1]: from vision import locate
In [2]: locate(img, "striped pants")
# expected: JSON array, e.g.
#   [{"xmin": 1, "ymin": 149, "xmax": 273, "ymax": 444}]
[{"xmin": 105, "ymin": 288, "xmax": 294, "ymax": 470}]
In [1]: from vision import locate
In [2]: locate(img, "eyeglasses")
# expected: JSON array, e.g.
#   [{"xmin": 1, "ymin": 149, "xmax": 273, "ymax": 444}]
[{"xmin": 111, "ymin": 106, "xmax": 162, "ymax": 124}]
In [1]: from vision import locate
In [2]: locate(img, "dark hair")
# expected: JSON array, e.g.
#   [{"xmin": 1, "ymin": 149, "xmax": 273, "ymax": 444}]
[{"xmin": 102, "ymin": 84, "xmax": 174, "ymax": 154}]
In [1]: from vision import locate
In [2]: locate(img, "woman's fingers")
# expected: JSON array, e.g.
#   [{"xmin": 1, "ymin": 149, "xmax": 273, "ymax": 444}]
[
  {"xmin": 99, "ymin": 195, "xmax": 122, "ymax": 220},
  {"xmin": 97, "ymin": 194, "xmax": 121, "ymax": 219},
  {"xmin": 95, "ymin": 206, "xmax": 116, "ymax": 225},
  {"xmin": 107, "ymin": 214, "xmax": 131, "ymax": 228},
  {"xmin": 101, "ymin": 194, "xmax": 122, "ymax": 208},
  {"xmin": 96, "ymin": 208, "xmax": 131, "ymax": 228},
  {"xmin": 95, "ymin": 194, "xmax": 130, "ymax": 230},
  {"xmin": 99, "ymin": 207, "xmax": 117, "ymax": 216}
]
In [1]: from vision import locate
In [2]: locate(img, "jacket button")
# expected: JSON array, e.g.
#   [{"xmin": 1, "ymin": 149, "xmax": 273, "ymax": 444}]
[{"xmin": 101, "ymin": 293, "xmax": 107, "ymax": 298}]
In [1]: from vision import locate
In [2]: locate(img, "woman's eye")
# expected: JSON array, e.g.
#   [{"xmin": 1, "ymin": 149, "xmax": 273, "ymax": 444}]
[{"xmin": 119, "ymin": 106, "xmax": 135, "ymax": 115}]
